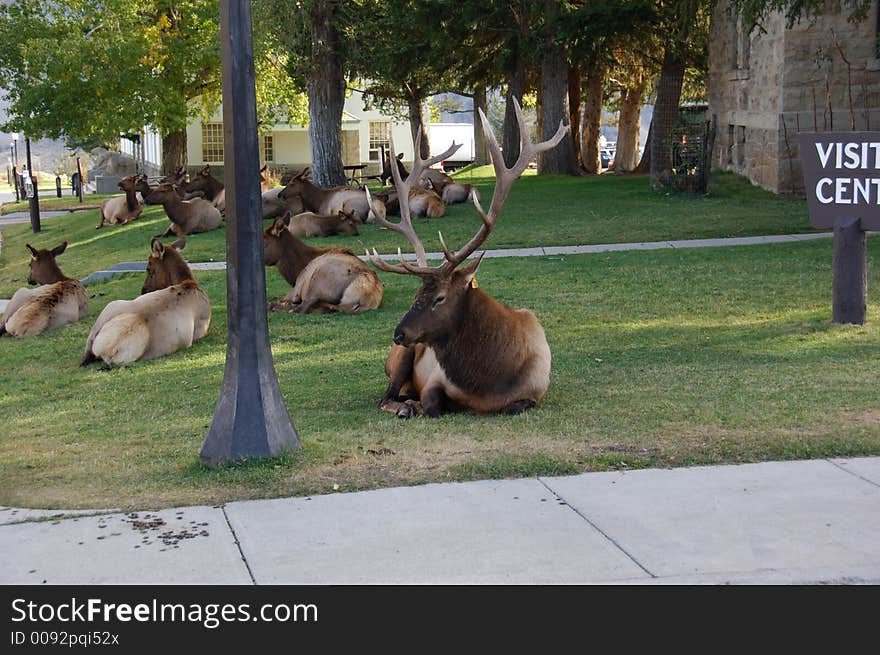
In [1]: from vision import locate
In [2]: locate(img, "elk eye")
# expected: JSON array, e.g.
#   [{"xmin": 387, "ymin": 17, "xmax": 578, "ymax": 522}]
[{"xmin": 432, "ymin": 295, "xmax": 446, "ymax": 308}]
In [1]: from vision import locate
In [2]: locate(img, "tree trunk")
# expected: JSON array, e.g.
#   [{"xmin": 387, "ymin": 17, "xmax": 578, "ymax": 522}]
[
  {"xmin": 473, "ymin": 84, "xmax": 490, "ymax": 166},
  {"xmin": 580, "ymin": 63, "xmax": 605, "ymax": 174},
  {"xmin": 538, "ymin": 0, "xmax": 578, "ymax": 175},
  {"xmin": 610, "ymin": 74, "xmax": 645, "ymax": 172},
  {"xmin": 649, "ymin": 49, "xmax": 686, "ymax": 189},
  {"xmin": 502, "ymin": 51, "xmax": 527, "ymax": 167},
  {"xmin": 568, "ymin": 63, "xmax": 582, "ymax": 167},
  {"xmin": 634, "ymin": 120, "xmax": 652, "ymax": 173},
  {"xmin": 161, "ymin": 129, "xmax": 187, "ymax": 177},
  {"xmin": 407, "ymin": 93, "xmax": 431, "ymax": 160},
  {"xmin": 307, "ymin": 0, "xmax": 347, "ymax": 188}
]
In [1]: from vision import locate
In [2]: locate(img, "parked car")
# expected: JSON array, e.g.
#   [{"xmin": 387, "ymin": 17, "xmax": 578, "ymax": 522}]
[{"xmin": 600, "ymin": 148, "xmax": 615, "ymax": 169}]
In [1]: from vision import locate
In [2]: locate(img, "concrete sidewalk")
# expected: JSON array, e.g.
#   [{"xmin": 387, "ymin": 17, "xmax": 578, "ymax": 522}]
[{"xmin": 2, "ymin": 456, "xmax": 878, "ymax": 585}]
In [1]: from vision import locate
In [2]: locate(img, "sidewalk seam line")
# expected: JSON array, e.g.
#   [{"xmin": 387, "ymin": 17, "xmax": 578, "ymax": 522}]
[
  {"xmin": 537, "ymin": 477, "xmax": 656, "ymax": 579},
  {"xmin": 825, "ymin": 459, "xmax": 880, "ymax": 489},
  {"xmin": 222, "ymin": 505, "xmax": 257, "ymax": 585}
]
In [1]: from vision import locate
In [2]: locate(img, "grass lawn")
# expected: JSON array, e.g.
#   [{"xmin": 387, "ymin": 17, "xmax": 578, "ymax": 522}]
[
  {"xmin": 1, "ymin": 195, "xmax": 107, "ymax": 216},
  {"xmin": 0, "ymin": 171, "xmax": 815, "ymax": 297},
  {"xmin": 1, "ymin": 237, "xmax": 879, "ymax": 510}
]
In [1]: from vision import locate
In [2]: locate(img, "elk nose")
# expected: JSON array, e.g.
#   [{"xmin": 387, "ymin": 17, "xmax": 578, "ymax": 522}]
[{"xmin": 393, "ymin": 328, "xmax": 406, "ymax": 345}]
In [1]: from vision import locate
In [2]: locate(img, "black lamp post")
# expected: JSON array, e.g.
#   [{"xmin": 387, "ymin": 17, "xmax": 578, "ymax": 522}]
[
  {"xmin": 24, "ymin": 136, "xmax": 40, "ymax": 233},
  {"xmin": 199, "ymin": 0, "xmax": 301, "ymax": 466}
]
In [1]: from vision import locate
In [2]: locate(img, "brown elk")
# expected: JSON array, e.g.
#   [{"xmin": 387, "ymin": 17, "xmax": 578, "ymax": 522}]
[
  {"xmin": 287, "ymin": 209, "xmax": 359, "ymax": 237},
  {"xmin": 96, "ymin": 174, "xmax": 151, "ymax": 229},
  {"xmin": 1, "ymin": 242, "xmax": 88, "ymax": 338},
  {"xmin": 263, "ymin": 215, "xmax": 382, "ymax": 314},
  {"xmin": 370, "ymin": 185, "xmax": 445, "ymax": 219},
  {"xmin": 381, "ymin": 151, "xmax": 408, "ymax": 185},
  {"xmin": 181, "ymin": 165, "xmax": 226, "ymax": 212},
  {"xmin": 160, "ymin": 166, "xmax": 187, "ymax": 185},
  {"xmin": 278, "ymin": 169, "xmax": 371, "ymax": 223},
  {"xmin": 144, "ymin": 183, "xmax": 223, "ymax": 237},
  {"xmin": 419, "ymin": 169, "xmax": 476, "ymax": 205},
  {"xmin": 80, "ymin": 237, "xmax": 211, "ymax": 367},
  {"xmin": 366, "ymin": 98, "xmax": 567, "ymax": 417}
]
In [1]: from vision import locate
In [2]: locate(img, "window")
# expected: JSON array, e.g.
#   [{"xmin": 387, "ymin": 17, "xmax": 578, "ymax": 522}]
[
  {"xmin": 262, "ymin": 134, "xmax": 274, "ymax": 163},
  {"xmin": 369, "ymin": 122, "xmax": 390, "ymax": 162},
  {"xmin": 202, "ymin": 123, "xmax": 224, "ymax": 163}
]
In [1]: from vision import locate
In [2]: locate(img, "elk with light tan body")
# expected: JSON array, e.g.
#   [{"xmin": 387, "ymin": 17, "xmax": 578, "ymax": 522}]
[
  {"xmin": 278, "ymin": 168, "xmax": 371, "ymax": 223},
  {"xmin": 287, "ymin": 209, "xmax": 359, "ymax": 237},
  {"xmin": 264, "ymin": 215, "xmax": 382, "ymax": 314},
  {"xmin": 182, "ymin": 165, "xmax": 225, "ymax": 212},
  {"xmin": 80, "ymin": 237, "xmax": 211, "ymax": 367},
  {"xmin": 369, "ymin": 185, "xmax": 445, "ymax": 220},
  {"xmin": 144, "ymin": 183, "xmax": 223, "ymax": 237},
  {"xmin": 366, "ymin": 98, "xmax": 567, "ymax": 417},
  {"xmin": 97, "ymin": 174, "xmax": 151, "ymax": 229},
  {"xmin": 419, "ymin": 169, "xmax": 476, "ymax": 205},
  {"xmin": 1, "ymin": 243, "xmax": 88, "ymax": 338}
]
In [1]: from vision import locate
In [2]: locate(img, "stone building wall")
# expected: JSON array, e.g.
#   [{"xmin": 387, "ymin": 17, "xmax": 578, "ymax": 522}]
[{"xmin": 709, "ymin": 0, "xmax": 880, "ymax": 193}]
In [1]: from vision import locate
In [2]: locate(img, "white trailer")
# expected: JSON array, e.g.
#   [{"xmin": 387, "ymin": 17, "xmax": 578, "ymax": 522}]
[{"xmin": 428, "ymin": 123, "xmax": 475, "ymax": 171}]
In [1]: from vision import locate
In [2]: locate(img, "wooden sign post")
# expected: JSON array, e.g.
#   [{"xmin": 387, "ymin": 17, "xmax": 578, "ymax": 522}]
[{"xmin": 798, "ymin": 132, "xmax": 880, "ymax": 325}]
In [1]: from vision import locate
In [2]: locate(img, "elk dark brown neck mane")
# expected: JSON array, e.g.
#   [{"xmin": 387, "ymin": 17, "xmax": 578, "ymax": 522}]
[{"xmin": 265, "ymin": 221, "xmax": 348, "ymax": 286}]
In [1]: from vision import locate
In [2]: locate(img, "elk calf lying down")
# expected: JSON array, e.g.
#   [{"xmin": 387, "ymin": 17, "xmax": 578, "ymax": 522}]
[
  {"xmin": 1, "ymin": 242, "xmax": 87, "ymax": 338},
  {"xmin": 264, "ymin": 215, "xmax": 382, "ymax": 314},
  {"xmin": 97, "ymin": 174, "xmax": 151, "ymax": 229},
  {"xmin": 80, "ymin": 238, "xmax": 211, "ymax": 367},
  {"xmin": 144, "ymin": 183, "xmax": 223, "ymax": 237},
  {"xmin": 287, "ymin": 210, "xmax": 359, "ymax": 237},
  {"xmin": 367, "ymin": 98, "xmax": 566, "ymax": 417}
]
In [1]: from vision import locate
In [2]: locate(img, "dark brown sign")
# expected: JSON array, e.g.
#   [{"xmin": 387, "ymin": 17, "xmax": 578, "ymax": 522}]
[{"xmin": 798, "ymin": 132, "xmax": 880, "ymax": 230}]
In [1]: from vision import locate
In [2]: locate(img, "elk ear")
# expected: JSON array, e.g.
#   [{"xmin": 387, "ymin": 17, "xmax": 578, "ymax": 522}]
[
  {"xmin": 201, "ymin": 165, "xmax": 210, "ymax": 175},
  {"xmin": 270, "ymin": 216, "xmax": 287, "ymax": 236},
  {"xmin": 150, "ymin": 238, "xmax": 165, "ymax": 259},
  {"xmin": 458, "ymin": 253, "xmax": 484, "ymax": 287},
  {"xmin": 26, "ymin": 244, "xmax": 38, "ymax": 258},
  {"xmin": 397, "ymin": 153, "xmax": 404, "ymax": 160},
  {"xmin": 50, "ymin": 242, "xmax": 68, "ymax": 258},
  {"xmin": 171, "ymin": 236, "xmax": 187, "ymax": 251},
  {"xmin": 260, "ymin": 164, "xmax": 268, "ymax": 173}
]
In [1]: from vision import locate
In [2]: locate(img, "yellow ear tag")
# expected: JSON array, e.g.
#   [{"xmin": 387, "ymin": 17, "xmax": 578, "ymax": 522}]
[{"xmin": 470, "ymin": 276, "xmax": 479, "ymax": 289}]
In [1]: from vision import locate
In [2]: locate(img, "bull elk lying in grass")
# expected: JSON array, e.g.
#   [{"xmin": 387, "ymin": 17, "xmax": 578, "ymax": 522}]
[
  {"xmin": 81, "ymin": 237, "xmax": 210, "ymax": 368},
  {"xmin": 181, "ymin": 165, "xmax": 225, "ymax": 213},
  {"xmin": 278, "ymin": 168, "xmax": 371, "ymax": 223},
  {"xmin": 145, "ymin": 183, "xmax": 223, "ymax": 237},
  {"xmin": 264, "ymin": 215, "xmax": 382, "ymax": 314},
  {"xmin": 366, "ymin": 98, "xmax": 568, "ymax": 418},
  {"xmin": 1, "ymin": 242, "xmax": 87, "ymax": 338},
  {"xmin": 97, "ymin": 174, "xmax": 151, "ymax": 229}
]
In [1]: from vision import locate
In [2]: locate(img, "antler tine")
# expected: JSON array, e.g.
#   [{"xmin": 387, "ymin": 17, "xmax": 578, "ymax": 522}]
[
  {"xmin": 437, "ymin": 99, "xmax": 569, "ymax": 271},
  {"xmin": 365, "ymin": 247, "xmax": 435, "ymax": 276},
  {"xmin": 385, "ymin": 132, "xmax": 429, "ymax": 266}
]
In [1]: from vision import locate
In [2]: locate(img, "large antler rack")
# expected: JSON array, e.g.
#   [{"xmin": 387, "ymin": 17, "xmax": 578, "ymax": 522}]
[
  {"xmin": 365, "ymin": 131, "xmax": 462, "ymax": 273},
  {"xmin": 366, "ymin": 97, "xmax": 569, "ymax": 276}
]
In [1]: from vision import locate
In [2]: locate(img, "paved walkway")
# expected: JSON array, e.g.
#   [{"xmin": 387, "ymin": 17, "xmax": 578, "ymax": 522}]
[{"xmin": 1, "ymin": 456, "xmax": 877, "ymax": 584}]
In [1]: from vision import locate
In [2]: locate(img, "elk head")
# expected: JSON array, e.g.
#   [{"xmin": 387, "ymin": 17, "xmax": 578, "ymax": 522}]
[
  {"xmin": 366, "ymin": 97, "xmax": 568, "ymax": 347},
  {"xmin": 143, "ymin": 182, "xmax": 176, "ymax": 205},
  {"xmin": 263, "ymin": 214, "xmax": 291, "ymax": 266},
  {"xmin": 278, "ymin": 168, "xmax": 310, "ymax": 202},
  {"xmin": 142, "ymin": 236, "xmax": 191, "ymax": 294},
  {"xmin": 26, "ymin": 242, "xmax": 69, "ymax": 285},
  {"xmin": 118, "ymin": 173, "xmax": 150, "ymax": 194},
  {"xmin": 337, "ymin": 210, "xmax": 359, "ymax": 235}
]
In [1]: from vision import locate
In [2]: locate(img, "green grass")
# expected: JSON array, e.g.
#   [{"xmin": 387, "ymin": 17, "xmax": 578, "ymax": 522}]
[
  {"xmin": 1, "ymin": 238, "xmax": 879, "ymax": 509},
  {"xmin": 0, "ymin": 171, "xmax": 814, "ymax": 296},
  {"xmin": 1, "ymin": 195, "xmax": 107, "ymax": 215}
]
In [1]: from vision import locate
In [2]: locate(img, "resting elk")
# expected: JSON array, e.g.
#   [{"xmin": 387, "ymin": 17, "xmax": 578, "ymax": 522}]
[
  {"xmin": 97, "ymin": 174, "xmax": 151, "ymax": 229},
  {"xmin": 365, "ymin": 98, "xmax": 567, "ymax": 417},
  {"xmin": 181, "ymin": 165, "xmax": 225, "ymax": 212},
  {"xmin": 144, "ymin": 183, "xmax": 223, "ymax": 237},
  {"xmin": 380, "ymin": 151, "xmax": 408, "ymax": 185},
  {"xmin": 263, "ymin": 214, "xmax": 382, "ymax": 314},
  {"xmin": 419, "ymin": 169, "xmax": 476, "ymax": 205},
  {"xmin": 287, "ymin": 209, "xmax": 359, "ymax": 237},
  {"xmin": 1, "ymin": 242, "xmax": 87, "ymax": 338},
  {"xmin": 278, "ymin": 168, "xmax": 371, "ymax": 223},
  {"xmin": 370, "ymin": 185, "xmax": 445, "ymax": 219},
  {"xmin": 80, "ymin": 237, "xmax": 210, "ymax": 367}
]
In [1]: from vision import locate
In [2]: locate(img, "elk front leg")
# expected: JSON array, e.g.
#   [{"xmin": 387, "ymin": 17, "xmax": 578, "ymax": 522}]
[{"xmin": 380, "ymin": 344, "xmax": 416, "ymax": 410}]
